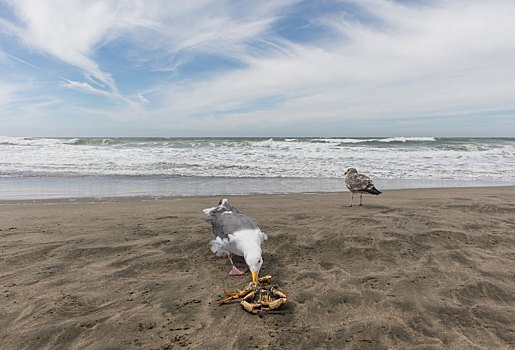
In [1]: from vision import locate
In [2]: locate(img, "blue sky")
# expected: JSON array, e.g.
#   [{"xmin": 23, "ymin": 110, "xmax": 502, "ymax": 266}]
[{"xmin": 1, "ymin": 0, "xmax": 515, "ymax": 137}]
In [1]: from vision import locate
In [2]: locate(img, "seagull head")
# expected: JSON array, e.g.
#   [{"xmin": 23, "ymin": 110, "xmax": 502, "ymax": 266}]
[
  {"xmin": 344, "ymin": 168, "xmax": 357, "ymax": 176},
  {"xmin": 244, "ymin": 248, "xmax": 263, "ymax": 282}
]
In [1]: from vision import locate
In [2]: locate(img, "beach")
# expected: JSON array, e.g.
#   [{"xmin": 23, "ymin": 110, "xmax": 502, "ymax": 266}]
[{"xmin": 1, "ymin": 187, "xmax": 514, "ymax": 349}]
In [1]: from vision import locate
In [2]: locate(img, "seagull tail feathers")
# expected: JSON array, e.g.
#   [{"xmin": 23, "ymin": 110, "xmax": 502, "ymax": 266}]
[
  {"xmin": 368, "ymin": 187, "xmax": 382, "ymax": 195},
  {"xmin": 210, "ymin": 237, "xmax": 227, "ymax": 256}
]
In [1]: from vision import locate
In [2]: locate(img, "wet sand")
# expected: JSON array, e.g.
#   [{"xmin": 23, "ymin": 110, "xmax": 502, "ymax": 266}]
[{"xmin": 1, "ymin": 187, "xmax": 514, "ymax": 349}]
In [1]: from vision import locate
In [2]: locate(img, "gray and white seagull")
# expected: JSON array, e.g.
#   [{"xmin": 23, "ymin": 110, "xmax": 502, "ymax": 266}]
[
  {"xmin": 344, "ymin": 168, "xmax": 382, "ymax": 206},
  {"xmin": 203, "ymin": 199, "xmax": 267, "ymax": 282}
]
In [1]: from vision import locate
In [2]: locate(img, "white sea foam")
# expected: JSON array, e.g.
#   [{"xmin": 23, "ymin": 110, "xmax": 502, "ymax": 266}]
[
  {"xmin": 0, "ymin": 136, "xmax": 514, "ymax": 182},
  {"xmin": 378, "ymin": 137, "xmax": 436, "ymax": 142}
]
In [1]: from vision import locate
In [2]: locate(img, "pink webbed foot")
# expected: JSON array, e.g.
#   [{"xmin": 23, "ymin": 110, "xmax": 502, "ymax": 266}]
[{"xmin": 229, "ymin": 265, "xmax": 248, "ymax": 276}]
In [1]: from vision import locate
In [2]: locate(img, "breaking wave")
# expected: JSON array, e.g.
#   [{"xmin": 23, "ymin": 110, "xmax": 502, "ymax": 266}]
[{"xmin": 0, "ymin": 136, "xmax": 514, "ymax": 181}]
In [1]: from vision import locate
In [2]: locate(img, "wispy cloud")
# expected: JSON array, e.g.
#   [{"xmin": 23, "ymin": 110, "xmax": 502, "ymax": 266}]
[
  {"xmin": 1, "ymin": 0, "xmax": 514, "ymax": 136},
  {"xmin": 0, "ymin": 50, "xmax": 43, "ymax": 71},
  {"xmin": 63, "ymin": 80, "xmax": 112, "ymax": 97},
  {"xmin": 148, "ymin": 0, "xmax": 515, "ymax": 133}
]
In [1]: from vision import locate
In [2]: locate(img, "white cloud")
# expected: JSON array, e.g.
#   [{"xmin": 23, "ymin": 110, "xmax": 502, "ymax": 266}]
[
  {"xmin": 1, "ymin": 0, "xmax": 515, "ymax": 135},
  {"xmin": 4, "ymin": 1, "xmax": 114, "ymax": 87},
  {"xmin": 1, "ymin": 0, "xmax": 299, "ymax": 114},
  {"xmin": 63, "ymin": 80, "xmax": 112, "ymax": 97},
  {"xmin": 145, "ymin": 0, "xmax": 515, "ymax": 133},
  {"xmin": 1, "ymin": 0, "xmax": 170, "ymax": 107}
]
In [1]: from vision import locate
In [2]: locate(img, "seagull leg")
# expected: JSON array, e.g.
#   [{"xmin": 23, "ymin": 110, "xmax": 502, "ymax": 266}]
[
  {"xmin": 347, "ymin": 193, "xmax": 354, "ymax": 207},
  {"xmin": 230, "ymin": 266, "xmax": 248, "ymax": 275},
  {"xmin": 227, "ymin": 254, "xmax": 248, "ymax": 276},
  {"xmin": 359, "ymin": 193, "xmax": 363, "ymax": 206}
]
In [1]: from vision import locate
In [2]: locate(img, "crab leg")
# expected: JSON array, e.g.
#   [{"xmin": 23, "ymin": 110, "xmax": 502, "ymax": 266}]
[
  {"xmin": 242, "ymin": 291, "xmax": 256, "ymax": 301},
  {"xmin": 218, "ymin": 295, "xmax": 238, "ymax": 304},
  {"xmin": 257, "ymin": 275, "xmax": 272, "ymax": 283},
  {"xmin": 272, "ymin": 289, "xmax": 287, "ymax": 298},
  {"xmin": 261, "ymin": 298, "xmax": 287, "ymax": 310},
  {"xmin": 241, "ymin": 301, "xmax": 261, "ymax": 314},
  {"xmin": 218, "ymin": 292, "xmax": 242, "ymax": 304},
  {"xmin": 218, "ymin": 288, "xmax": 252, "ymax": 304},
  {"xmin": 223, "ymin": 288, "xmax": 246, "ymax": 296}
]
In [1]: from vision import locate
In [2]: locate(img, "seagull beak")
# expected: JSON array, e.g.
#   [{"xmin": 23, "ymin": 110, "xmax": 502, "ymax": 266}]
[{"xmin": 251, "ymin": 270, "xmax": 259, "ymax": 282}]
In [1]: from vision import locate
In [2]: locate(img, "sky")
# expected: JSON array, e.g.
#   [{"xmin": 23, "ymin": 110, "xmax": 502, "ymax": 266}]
[{"xmin": 1, "ymin": 0, "xmax": 515, "ymax": 137}]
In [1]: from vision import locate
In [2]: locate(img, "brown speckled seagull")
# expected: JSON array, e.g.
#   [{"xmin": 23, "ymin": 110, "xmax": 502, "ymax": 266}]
[{"xmin": 344, "ymin": 168, "xmax": 382, "ymax": 206}]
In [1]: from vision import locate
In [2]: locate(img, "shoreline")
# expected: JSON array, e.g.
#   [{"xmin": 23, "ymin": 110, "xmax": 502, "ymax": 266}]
[
  {"xmin": 1, "ymin": 185, "xmax": 515, "ymax": 204},
  {"xmin": 1, "ymin": 175, "xmax": 513, "ymax": 200},
  {"xmin": 1, "ymin": 187, "xmax": 514, "ymax": 348}
]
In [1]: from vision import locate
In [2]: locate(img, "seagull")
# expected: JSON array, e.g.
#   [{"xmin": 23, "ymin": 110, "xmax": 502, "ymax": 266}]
[
  {"xmin": 344, "ymin": 168, "xmax": 382, "ymax": 206},
  {"xmin": 203, "ymin": 199, "xmax": 267, "ymax": 282}
]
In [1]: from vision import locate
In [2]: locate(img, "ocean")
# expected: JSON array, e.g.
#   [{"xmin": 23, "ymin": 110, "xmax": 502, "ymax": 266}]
[{"xmin": 1, "ymin": 136, "xmax": 514, "ymax": 200}]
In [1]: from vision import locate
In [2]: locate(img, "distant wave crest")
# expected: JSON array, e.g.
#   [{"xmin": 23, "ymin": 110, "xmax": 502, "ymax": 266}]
[
  {"xmin": 1, "ymin": 136, "xmax": 514, "ymax": 181},
  {"xmin": 315, "ymin": 137, "xmax": 436, "ymax": 144}
]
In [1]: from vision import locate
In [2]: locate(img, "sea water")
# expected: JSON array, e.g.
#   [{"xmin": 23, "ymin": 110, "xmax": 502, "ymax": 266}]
[{"xmin": 1, "ymin": 136, "xmax": 514, "ymax": 199}]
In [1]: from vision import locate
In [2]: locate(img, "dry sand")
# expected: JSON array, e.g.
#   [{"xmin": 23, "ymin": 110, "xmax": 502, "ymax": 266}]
[{"xmin": 1, "ymin": 187, "xmax": 514, "ymax": 349}]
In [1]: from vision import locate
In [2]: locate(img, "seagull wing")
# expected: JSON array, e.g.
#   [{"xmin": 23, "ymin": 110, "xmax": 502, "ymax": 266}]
[
  {"xmin": 207, "ymin": 212, "xmax": 258, "ymax": 240},
  {"xmin": 347, "ymin": 173, "xmax": 374, "ymax": 191}
]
